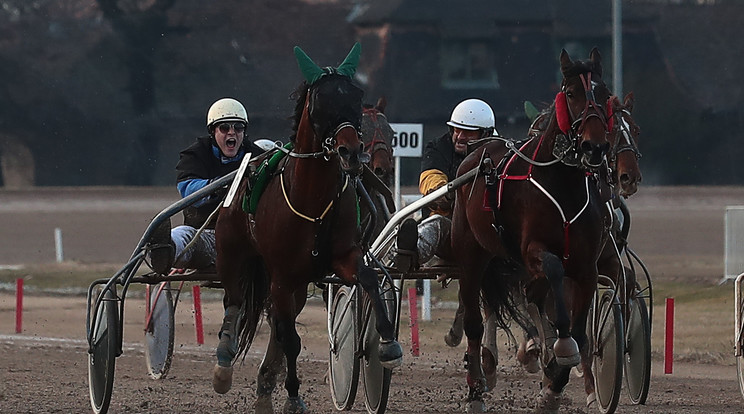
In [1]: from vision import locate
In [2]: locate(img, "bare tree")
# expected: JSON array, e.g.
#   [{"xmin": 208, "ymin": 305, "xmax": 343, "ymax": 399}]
[{"xmin": 97, "ymin": 0, "xmax": 177, "ymax": 184}]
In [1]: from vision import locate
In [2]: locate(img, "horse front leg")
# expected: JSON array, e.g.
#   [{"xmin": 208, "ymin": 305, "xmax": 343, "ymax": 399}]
[
  {"xmin": 255, "ymin": 311, "xmax": 286, "ymax": 414},
  {"xmin": 272, "ymin": 284, "xmax": 308, "ymax": 414}
]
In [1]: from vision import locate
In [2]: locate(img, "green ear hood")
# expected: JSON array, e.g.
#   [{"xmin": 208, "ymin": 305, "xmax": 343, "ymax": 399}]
[{"xmin": 293, "ymin": 42, "xmax": 361, "ymax": 85}]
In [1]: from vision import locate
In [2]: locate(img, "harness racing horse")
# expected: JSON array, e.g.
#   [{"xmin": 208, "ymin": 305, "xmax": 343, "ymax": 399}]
[
  {"xmin": 450, "ymin": 48, "xmax": 614, "ymax": 412},
  {"xmin": 362, "ymin": 97, "xmax": 395, "ymax": 187},
  {"xmin": 359, "ymin": 97, "xmax": 396, "ymax": 240},
  {"xmin": 212, "ymin": 43, "xmax": 402, "ymax": 413},
  {"xmin": 608, "ymin": 92, "xmax": 642, "ymax": 199}
]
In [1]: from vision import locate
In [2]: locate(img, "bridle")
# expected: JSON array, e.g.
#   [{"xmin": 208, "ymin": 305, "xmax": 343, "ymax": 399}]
[
  {"xmin": 562, "ymin": 72, "xmax": 611, "ymax": 136},
  {"xmin": 362, "ymin": 107, "xmax": 393, "ymax": 164},
  {"xmin": 608, "ymin": 107, "xmax": 642, "ymax": 165}
]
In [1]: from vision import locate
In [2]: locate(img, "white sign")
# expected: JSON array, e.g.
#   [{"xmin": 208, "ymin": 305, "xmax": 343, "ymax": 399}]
[{"xmin": 389, "ymin": 123, "xmax": 423, "ymax": 158}]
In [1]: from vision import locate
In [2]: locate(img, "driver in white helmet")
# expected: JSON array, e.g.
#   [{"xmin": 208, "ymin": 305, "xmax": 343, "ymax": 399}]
[
  {"xmin": 396, "ymin": 98, "xmax": 497, "ymax": 269},
  {"xmin": 148, "ymin": 98, "xmax": 266, "ymax": 274}
]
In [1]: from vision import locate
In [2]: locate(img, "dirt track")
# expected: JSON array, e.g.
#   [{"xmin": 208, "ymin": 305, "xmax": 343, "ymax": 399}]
[{"xmin": 1, "ymin": 186, "xmax": 744, "ymax": 413}]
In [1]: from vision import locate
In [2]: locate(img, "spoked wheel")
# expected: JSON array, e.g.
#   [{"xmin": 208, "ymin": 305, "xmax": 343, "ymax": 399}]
[
  {"xmin": 591, "ymin": 289, "xmax": 624, "ymax": 414},
  {"xmin": 144, "ymin": 282, "xmax": 175, "ymax": 379},
  {"xmin": 624, "ymin": 295, "xmax": 651, "ymax": 405},
  {"xmin": 361, "ymin": 275, "xmax": 397, "ymax": 414},
  {"xmin": 88, "ymin": 286, "xmax": 120, "ymax": 414},
  {"xmin": 737, "ymin": 293, "xmax": 744, "ymax": 399},
  {"xmin": 329, "ymin": 285, "xmax": 360, "ymax": 410}
]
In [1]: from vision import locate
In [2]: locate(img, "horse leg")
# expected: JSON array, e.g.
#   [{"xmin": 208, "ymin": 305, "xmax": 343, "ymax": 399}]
[
  {"xmin": 481, "ymin": 308, "xmax": 499, "ymax": 391},
  {"xmin": 213, "ymin": 255, "xmax": 248, "ymax": 394},
  {"xmin": 459, "ymin": 256, "xmax": 489, "ymax": 412},
  {"xmin": 538, "ymin": 251, "xmax": 580, "ymax": 367},
  {"xmin": 273, "ymin": 286, "xmax": 308, "ymax": 414},
  {"xmin": 255, "ymin": 311, "xmax": 286, "ymax": 414},
  {"xmin": 445, "ymin": 299, "xmax": 465, "ymax": 347},
  {"xmin": 335, "ymin": 253, "xmax": 403, "ymax": 368}
]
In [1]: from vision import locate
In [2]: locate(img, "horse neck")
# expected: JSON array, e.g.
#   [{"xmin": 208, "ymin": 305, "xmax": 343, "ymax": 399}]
[{"xmin": 290, "ymin": 112, "xmax": 342, "ymax": 201}]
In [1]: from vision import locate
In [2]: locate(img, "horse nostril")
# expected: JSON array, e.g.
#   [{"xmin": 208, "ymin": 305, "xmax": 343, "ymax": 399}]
[
  {"xmin": 600, "ymin": 142, "xmax": 610, "ymax": 155},
  {"xmin": 374, "ymin": 167, "xmax": 384, "ymax": 177},
  {"xmin": 338, "ymin": 145, "xmax": 349, "ymax": 158},
  {"xmin": 580, "ymin": 141, "xmax": 593, "ymax": 155},
  {"xmin": 620, "ymin": 173, "xmax": 630, "ymax": 184}
]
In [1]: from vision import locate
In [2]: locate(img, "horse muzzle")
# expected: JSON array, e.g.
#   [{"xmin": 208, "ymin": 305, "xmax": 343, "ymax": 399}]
[
  {"xmin": 580, "ymin": 140, "xmax": 610, "ymax": 170},
  {"xmin": 337, "ymin": 142, "xmax": 365, "ymax": 175}
]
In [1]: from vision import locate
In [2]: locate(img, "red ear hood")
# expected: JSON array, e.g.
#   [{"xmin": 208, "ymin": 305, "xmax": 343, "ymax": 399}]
[{"xmin": 555, "ymin": 92, "xmax": 570, "ymax": 134}]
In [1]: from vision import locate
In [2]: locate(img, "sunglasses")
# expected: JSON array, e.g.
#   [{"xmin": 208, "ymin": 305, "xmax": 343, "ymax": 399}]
[{"xmin": 217, "ymin": 122, "xmax": 246, "ymax": 133}]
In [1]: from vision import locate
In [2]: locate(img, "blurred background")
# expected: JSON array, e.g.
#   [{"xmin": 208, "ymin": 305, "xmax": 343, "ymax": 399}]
[{"xmin": 0, "ymin": 0, "xmax": 741, "ymax": 187}]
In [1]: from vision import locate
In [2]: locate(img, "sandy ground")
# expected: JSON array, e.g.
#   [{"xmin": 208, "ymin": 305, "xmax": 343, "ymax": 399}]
[{"xmin": 1, "ymin": 186, "xmax": 744, "ymax": 413}]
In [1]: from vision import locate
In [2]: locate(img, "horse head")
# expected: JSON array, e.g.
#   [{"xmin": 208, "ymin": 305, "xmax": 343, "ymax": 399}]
[
  {"xmin": 362, "ymin": 97, "xmax": 395, "ymax": 186},
  {"xmin": 556, "ymin": 48, "xmax": 613, "ymax": 170},
  {"xmin": 293, "ymin": 43, "xmax": 366, "ymax": 175},
  {"xmin": 609, "ymin": 92, "xmax": 642, "ymax": 197}
]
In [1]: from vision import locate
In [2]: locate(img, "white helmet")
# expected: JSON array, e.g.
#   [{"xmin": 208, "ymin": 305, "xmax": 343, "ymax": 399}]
[
  {"xmin": 253, "ymin": 139, "xmax": 277, "ymax": 151},
  {"xmin": 446, "ymin": 99, "xmax": 496, "ymax": 133},
  {"xmin": 207, "ymin": 98, "xmax": 248, "ymax": 129}
]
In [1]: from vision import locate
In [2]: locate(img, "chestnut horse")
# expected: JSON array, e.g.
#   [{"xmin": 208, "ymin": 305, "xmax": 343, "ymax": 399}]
[
  {"xmin": 450, "ymin": 48, "xmax": 614, "ymax": 412},
  {"xmin": 211, "ymin": 44, "xmax": 402, "ymax": 413}
]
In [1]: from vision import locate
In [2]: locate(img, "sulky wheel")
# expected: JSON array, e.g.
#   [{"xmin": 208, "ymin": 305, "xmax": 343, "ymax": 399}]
[
  {"xmin": 144, "ymin": 282, "xmax": 175, "ymax": 379},
  {"xmin": 329, "ymin": 285, "xmax": 360, "ymax": 410},
  {"xmin": 737, "ymin": 294, "xmax": 744, "ymax": 399},
  {"xmin": 591, "ymin": 289, "xmax": 624, "ymax": 414},
  {"xmin": 361, "ymin": 275, "xmax": 397, "ymax": 413},
  {"xmin": 87, "ymin": 286, "xmax": 119, "ymax": 414},
  {"xmin": 624, "ymin": 294, "xmax": 651, "ymax": 405}
]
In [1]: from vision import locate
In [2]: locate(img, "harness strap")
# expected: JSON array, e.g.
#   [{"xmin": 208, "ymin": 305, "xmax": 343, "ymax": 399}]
[{"xmin": 281, "ymin": 173, "xmax": 349, "ymax": 223}]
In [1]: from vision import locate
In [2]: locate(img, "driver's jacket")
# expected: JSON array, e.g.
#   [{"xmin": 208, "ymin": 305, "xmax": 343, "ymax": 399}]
[
  {"xmin": 175, "ymin": 136, "xmax": 262, "ymax": 228},
  {"xmin": 419, "ymin": 132, "xmax": 465, "ymax": 217}
]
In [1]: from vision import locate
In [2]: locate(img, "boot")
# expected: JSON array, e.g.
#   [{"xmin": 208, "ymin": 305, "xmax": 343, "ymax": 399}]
[
  {"xmin": 394, "ymin": 218, "xmax": 418, "ymax": 272},
  {"xmin": 148, "ymin": 217, "xmax": 174, "ymax": 274}
]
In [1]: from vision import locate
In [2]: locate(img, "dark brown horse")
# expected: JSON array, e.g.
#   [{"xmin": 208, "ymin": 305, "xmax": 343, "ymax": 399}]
[
  {"xmin": 449, "ymin": 48, "xmax": 614, "ymax": 412},
  {"xmin": 211, "ymin": 43, "xmax": 402, "ymax": 413},
  {"xmin": 608, "ymin": 93, "xmax": 642, "ymax": 198}
]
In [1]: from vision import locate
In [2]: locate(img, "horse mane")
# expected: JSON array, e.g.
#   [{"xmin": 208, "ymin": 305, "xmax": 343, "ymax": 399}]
[{"xmin": 288, "ymin": 81, "xmax": 310, "ymax": 142}]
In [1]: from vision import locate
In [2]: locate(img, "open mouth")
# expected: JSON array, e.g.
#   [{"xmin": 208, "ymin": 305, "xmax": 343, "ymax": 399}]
[{"xmin": 225, "ymin": 138, "xmax": 237, "ymax": 149}]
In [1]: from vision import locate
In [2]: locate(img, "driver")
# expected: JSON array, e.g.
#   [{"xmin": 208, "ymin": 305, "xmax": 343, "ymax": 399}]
[{"xmin": 148, "ymin": 98, "xmax": 265, "ymax": 274}]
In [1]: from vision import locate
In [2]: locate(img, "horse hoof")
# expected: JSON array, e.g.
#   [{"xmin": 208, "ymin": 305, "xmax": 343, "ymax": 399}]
[
  {"xmin": 537, "ymin": 386, "xmax": 561, "ymax": 414},
  {"xmin": 586, "ymin": 391, "xmax": 597, "ymax": 407},
  {"xmin": 283, "ymin": 396, "xmax": 308, "ymax": 414},
  {"xmin": 481, "ymin": 346, "xmax": 497, "ymax": 391},
  {"xmin": 444, "ymin": 330, "xmax": 462, "ymax": 347},
  {"xmin": 465, "ymin": 399, "xmax": 486, "ymax": 413},
  {"xmin": 517, "ymin": 338, "xmax": 541, "ymax": 374},
  {"xmin": 379, "ymin": 340, "xmax": 403, "ymax": 369},
  {"xmin": 254, "ymin": 395, "xmax": 273, "ymax": 414},
  {"xmin": 553, "ymin": 337, "xmax": 580, "ymax": 367},
  {"xmin": 212, "ymin": 364, "xmax": 233, "ymax": 394}
]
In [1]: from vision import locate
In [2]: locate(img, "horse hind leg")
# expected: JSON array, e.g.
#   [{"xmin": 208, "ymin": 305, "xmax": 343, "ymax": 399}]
[{"xmin": 213, "ymin": 305, "xmax": 241, "ymax": 394}]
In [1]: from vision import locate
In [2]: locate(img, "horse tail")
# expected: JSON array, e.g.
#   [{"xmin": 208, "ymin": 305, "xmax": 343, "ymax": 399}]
[
  {"xmin": 236, "ymin": 257, "xmax": 270, "ymax": 361},
  {"xmin": 479, "ymin": 258, "xmax": 532, "ymax": 343}
]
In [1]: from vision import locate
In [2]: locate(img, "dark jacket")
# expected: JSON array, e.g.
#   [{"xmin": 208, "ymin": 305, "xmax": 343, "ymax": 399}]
[
  {"xmin": 419, "ymin": 132, "xmax": 465, "ymax": 217},
  {"xmin": 176, "ymin": 136, "xmax": 262, "ymax": 228}
]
